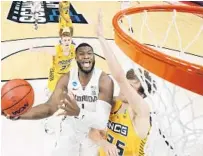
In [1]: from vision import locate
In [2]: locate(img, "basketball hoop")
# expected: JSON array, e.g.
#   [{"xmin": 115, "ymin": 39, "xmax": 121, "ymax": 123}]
[{"xmin": 113, "ymin": 5, "xmax": 203, "ymax": 156}]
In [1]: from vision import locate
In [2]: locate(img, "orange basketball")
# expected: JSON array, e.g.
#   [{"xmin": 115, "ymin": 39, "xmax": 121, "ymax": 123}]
[{"xmin": 1, "ymin": 79, "xmax": 34, "ymax": 117}]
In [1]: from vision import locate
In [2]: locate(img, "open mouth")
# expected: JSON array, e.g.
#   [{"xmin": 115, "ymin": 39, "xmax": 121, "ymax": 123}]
[{"xmin": 82, "ymin": 61, "xmax": 91, "ymax": 68}]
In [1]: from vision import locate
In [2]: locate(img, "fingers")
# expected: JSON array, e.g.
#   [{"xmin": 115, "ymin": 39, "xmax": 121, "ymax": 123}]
[
  {"xmin": 113, "ymin": 148, "xmax": 119, "ymax": 156},
  {"xmin": 4, "ymin": 114, "xmax": 20, "ymax": 120},
  {"xmin": 108, "ymin": 145, "xmax": 119, "ymax": 156},
  {"xmin": 63, "ymin": 91, "xmax": 71, "ymax": 101},
  {"xmin": 1, "ymin": 111, "xmax": 5, "ymax": 116},
  {"xmin": 6, "ymin": 114, "xmax": 10, "ymax": 119},
  {"xmin": 68, "ymin": 91, "xmax": 74, "ymax": 101},
  {"xmin": 108, "ymin": 150, "xmax": 114, "ymax": 156},
  {"xmin": 57, "ymin": 104, "xmax": 73, "ymax": 116},
  {"xmin": 98, "ymin": 8, "xmax": 103, "ymax": 22},
  {"xmin": 58, "ymin": 102, "xmax": 70, "ymax": 112},
  {"xmin": 62, "ymin": 91, "xmax": 75, "ymax": 104},
  {"xmin": 56, "ymin": 111, "xmax": 67, "ymax": 116},
  {"xmin": 109, "ymin": 150, "xmax": 116, "ymax": 156},
  {"xmin": 97, "ymin": 9, "xmax": 104, "ymax": 37}
]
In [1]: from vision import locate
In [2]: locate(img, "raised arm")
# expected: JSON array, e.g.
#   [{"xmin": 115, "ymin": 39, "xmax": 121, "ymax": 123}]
[
  {"xmin": 17, "ymin": 73, "xmax": 69, "ymax": 120},
  {"xmin": 97, "ymin": 12, "xmax": 150, "ymax": 138}
]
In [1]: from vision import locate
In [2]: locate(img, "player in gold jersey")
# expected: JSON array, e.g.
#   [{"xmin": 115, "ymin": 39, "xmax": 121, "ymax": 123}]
[
  {"xmin": 59, "ymin": 1, "xmax": 73, "ymax": 36},
  {"xmin": 88, "ymin": 12, "xmax": 151, "ymax": 156},
  {"xmin": 29, "ymin": 27, "xmax": 75, "ymax": 93},
  {"xmin": 89, "ymin": 70, "xmax": 149, "ymax": 156},
  {"xmin": 48, "ymin": 27, "xmax": 75, "ymax": 92}
]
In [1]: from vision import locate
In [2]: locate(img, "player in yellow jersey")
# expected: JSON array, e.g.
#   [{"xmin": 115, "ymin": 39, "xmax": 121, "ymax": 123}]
[
  {"xmin": 89, "ymin": 69, "xmax": 149, "ymax": 156},
  {"xmin": 59, "ymin": 1, "xmax": 74, "ymax": 36},
  {"xmin": 88, "ymin": 11, "xmax": 151, "ymax": 156},
  {"xmin": 48, "ymin": 27, "xmax": 75, "ymax": 92}
]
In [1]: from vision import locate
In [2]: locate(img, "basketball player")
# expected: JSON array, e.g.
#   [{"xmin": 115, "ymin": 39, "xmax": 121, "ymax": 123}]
[
  {"xmin": 43, "ymin": 27, "xmax": 75, "ymax": 136},
  {"xmin": 31, "ymin": 1, "xmax": 42, "ymax": 30},
  {"xmin": 28, "ymin": 27, "xmax": 75, "ymax": 93},
  {"xmin": 87, "ymin": 11, "xmax": 150, "ymax": 156},
  {"xmin": 89, "ymin": 70, "xmax": 150, "ymax": 156},
  {"xmin": 59, "ymin": 1, "xmax": 74, "ymax": 36},
  {"xmin": 4, "ymin": 43, "xmax": 114, "ymax": 156},
  {"xmin": 48, "ymin": 27, "xmax": 75, "ymax": 93}
]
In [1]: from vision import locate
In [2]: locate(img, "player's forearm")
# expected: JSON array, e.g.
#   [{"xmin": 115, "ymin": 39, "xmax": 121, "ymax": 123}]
[
  {"xmin": 98, "ymin": 37, "xmax": 150, "ymax": 117},
  {"xmin": 98, "ymin": 36, "xmax": 126, "ymax": 84},
  {"xmin": 20, "ymin": 103, "xmax": 53, "ymax": 120},
  {"xmin": 95, "ymin": 138, "xmax": 108, "ymax": 147},
  {"xmin": 78, "ymin": 100, "xmax": 111, "ymax": 130}
]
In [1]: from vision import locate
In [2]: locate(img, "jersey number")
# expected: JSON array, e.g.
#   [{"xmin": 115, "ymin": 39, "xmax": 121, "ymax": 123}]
[
  {"xmin": 60, "ymin": 65, "xmax": 67, "ymax": 70},
  {"xmin": 107, "ymin": 134, "xmax": 125, "ymax": 156}
]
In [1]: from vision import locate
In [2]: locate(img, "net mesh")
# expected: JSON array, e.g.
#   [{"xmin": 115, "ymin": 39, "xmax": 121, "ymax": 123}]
[{"xmin": 116, "ymin": 5, "xmax": 203, "ymax": 156}]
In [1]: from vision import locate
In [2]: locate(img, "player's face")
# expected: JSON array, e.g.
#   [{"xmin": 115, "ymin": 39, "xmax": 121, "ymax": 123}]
[
  {"xmin": 76, "ymin": 46, "xmax": 95, "ymax": 74},
  {"xmin": 61, "ymin": 35, "xmax": 71, "ymax": 46},
  {"xmin": 128, "ymin": 79, "xmax": 141, "ymax": 91}
]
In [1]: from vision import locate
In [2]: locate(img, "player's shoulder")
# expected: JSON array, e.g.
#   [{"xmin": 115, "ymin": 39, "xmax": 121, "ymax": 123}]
[
  {"xmin": 60, "ymin": 72, "xmax": 70, "ymax": 80},
  {"xmin": 71, "ymin": 41, "xmax": 76, "ymax": 50},
  {"xmin": 99, "ymin": 71, "xmax": 114, "ymax": 85}
]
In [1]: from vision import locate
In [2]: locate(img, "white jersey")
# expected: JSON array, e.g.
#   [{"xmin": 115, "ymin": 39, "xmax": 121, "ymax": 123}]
[
  {"xmin": 68, "ymin": 67, "xmax": 102, "ymax": 112},
  {"xmin": 61, "ymin": 67, "xmax": 102, "ymax": 134},
  {"xmin": 47, "ymin": 67, "xmax": 103, "ymax": 156}
]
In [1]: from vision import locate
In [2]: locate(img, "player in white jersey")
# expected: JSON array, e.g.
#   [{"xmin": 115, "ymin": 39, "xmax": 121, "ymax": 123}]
[
  {"xmin": 4, "ymin": 43, "xmax": 114, "ymax": 156},
  {"xmin": 31, "ymin": 1, "xmax": 42, "ymax": 30}
]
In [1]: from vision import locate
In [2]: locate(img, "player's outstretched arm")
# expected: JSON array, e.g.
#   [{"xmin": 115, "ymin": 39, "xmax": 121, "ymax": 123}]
[
  {"xmin": 97, "ymin": 11, "xmax": 150, "ymax": 138},
  {"xmin": 18, "ymin": 74, "xmax": 69, "ymax": 120}
]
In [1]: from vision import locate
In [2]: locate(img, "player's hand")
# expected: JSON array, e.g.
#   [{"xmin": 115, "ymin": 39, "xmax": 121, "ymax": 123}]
[
  {"xmin": 1, "ymin": 111, "xmax": 20, "ymax": 120},
  {"xmin": 100, "ymin": 140, "xmax": 119, "ymax": 156},
  {"xmin": 58, "ymin": 91, "xmax": 80, "ymax": 116},
  {"xmin": 97, "ymin": 9, "xmax": 104, "ymax": 38}
]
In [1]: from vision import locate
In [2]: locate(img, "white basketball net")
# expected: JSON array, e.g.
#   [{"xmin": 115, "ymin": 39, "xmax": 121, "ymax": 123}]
[{"xmin": 118, "ymin": 6, "xmax": 203, "ymax": 156}]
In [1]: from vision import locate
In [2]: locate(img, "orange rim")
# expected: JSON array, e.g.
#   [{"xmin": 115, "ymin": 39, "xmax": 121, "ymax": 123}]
[{"xmin": 113, "ymin": 5, "xmax": 203, "ymax": 95}]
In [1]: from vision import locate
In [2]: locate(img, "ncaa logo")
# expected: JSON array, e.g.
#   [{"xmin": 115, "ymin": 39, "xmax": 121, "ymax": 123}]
[
  {"xmin": 72, "ymin": 81, "xmax": 79, "ymax": 90},
  {"xmin": 72, "ymin": 81, "xmax": 78, "ymax": 89},
  {"xmin": 72, "ymin": 81, "xmax": 77, "ymax": 87}
]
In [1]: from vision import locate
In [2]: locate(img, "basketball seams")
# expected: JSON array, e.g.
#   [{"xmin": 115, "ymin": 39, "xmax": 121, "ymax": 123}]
[
  {"xmin": 2, "ymin": 88, "xmax": 32, "ymax": 111},
  {"xmin": 1, "ymin": 84, "xmax": 30, "ymax": 98}
]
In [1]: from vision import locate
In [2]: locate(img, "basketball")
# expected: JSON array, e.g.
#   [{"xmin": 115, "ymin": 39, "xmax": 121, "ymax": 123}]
[{"xmin": 1, "ymin": 79, "xmax": 34, "ymax": 117}]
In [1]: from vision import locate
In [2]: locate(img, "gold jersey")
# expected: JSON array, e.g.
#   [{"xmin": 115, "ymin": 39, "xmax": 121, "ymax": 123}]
[
  {"xmin": 100, "ymin": 100, "xmax": 147, "ymax": 156},
  {"xmin": 48, "ymin": 43, "xmax": 75, "ymax": 92},
  {"xmin": 54, "ymin": 43, "xmax": 75, "ymax": 74}
]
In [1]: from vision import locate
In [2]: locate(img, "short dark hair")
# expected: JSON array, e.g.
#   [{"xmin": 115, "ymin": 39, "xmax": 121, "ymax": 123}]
[
  {"xmin": 126, "ymin": 69, "xmax": 139, "ymax": 80},
  {"xmin": 126, "ymin": 69, "xmax": 147, "ymax": 98},
  {"xmin": 76, "ymin": 43, "xmax": 94, "ymax": 53}
]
